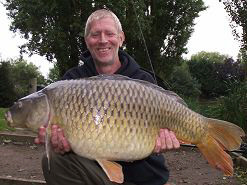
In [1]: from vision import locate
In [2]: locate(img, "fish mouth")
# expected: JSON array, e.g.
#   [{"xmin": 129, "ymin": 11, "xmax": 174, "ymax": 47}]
[{"xmin": 5, "ymin": 111, "xmax": 13, "ymax": 125}]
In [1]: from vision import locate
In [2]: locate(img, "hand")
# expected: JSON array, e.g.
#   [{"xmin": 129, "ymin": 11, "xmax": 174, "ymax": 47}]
[
  {"xmin": 154, "ymin": 128, "xmax": 180, "ymax": 153},
  {"xmin": 34, "ymin": 124, "xmax": 71, "ymax": 154}
]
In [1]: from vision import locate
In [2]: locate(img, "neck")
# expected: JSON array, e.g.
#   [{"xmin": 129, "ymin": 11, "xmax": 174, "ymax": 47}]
[{"xmin": 95, "ymin": 60, "xmax": 121, "ymax": 75}]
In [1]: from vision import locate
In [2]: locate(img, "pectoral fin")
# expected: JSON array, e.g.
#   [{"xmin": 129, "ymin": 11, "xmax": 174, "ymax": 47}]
[{"xmin": 96, "ymin": 159, "xmax": 124, "ymax": 183}]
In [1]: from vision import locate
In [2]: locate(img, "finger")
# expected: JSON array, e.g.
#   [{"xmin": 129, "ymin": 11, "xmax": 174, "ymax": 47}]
[
  {"xmin": 38, "ymin": 126, "xmax": 46, "ymax": 144},
  {"xmin": 34, "ymin": 137, "xmax": 41, "ymax": 144},
  {"xmin": 216, "ymin": 163, "xmax": 224, "ymax": 171},
  {"xmin": 159, "ymin": 129, "xmax": 167, "ymax": 151},
  {"xmin": 57, "ymin": 128, "xmax": 64, "ymax": 153},
  {"xmin": 169, "ymin": 131, "xmax": 180, "ymax": 149},
  {"xmin": 51, "ymin": 125, "xmax": 58, "ymax": 149},
  {"xmin": 163, "ymin": 129, "xmax": 173, "ymax": 150},
  {"xmin": 154, "ymin": 137, "xmax": 161, "ymax": 153},
  {"xmin": 179, "ymin": 141, "xmax": 186, "ymax": 144},
  {"xmin": 62, "ymin": 137, "xmax": 71, "ymax": 153}
]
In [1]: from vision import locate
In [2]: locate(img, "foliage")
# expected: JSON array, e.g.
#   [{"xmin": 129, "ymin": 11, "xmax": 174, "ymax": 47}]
[
  {"xmin": 168, "ymin": 62, "xmax": 201, "ymax": 97},
  {"xmin": 237, "ymin": 48, "xmax": 247, "ymax": 79},
  {"xmin": 0, "ymin": 61, "xmax": 16, "ymax": 107},
  {"xmin": 187, "ymin": 81, "xmax": 247, "ymax": 133},
  {"xmin": 0, "ymin": 108, "xmax": 12, "ymax": 131},
  {"xmin": 214, "ymin": 81, "xmax": 247, "ymax": 132},
  {"xmin": 4, "ymin": 0, "xmax": 206, "ymax": 79},
  {"xmin": 220, "ymin": 0, "xmax": 247, "ymax": 50},
  {"xmin": 188, "ymin": 51, "xmax": 245, "ymax": 97},
  {"xmin": 214, "ymin": 58, "xmax": 245, "ymax": 82},
  {"xmin": 11, "ymin": 59, "xmax": 46, "ymax": 98},
  {"xmin": 0, "ymin": 58, "xmax": 45, "ymax": 107},
  {"xmin": 185, "ymin": 82, "xmax": 247, "ymax": 133},
  {"xmin": 47, "ymin": 63, "xmax": 60, "ymax": 83},
  {"xmin": 183, "ymin": 97, "xmax": 218, "ymax": 119}
]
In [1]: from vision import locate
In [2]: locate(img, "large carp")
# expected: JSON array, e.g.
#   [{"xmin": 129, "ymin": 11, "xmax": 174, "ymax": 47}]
[{"xmin": 5, "ymin": 75, "xmax": 245, "ymax": 183}]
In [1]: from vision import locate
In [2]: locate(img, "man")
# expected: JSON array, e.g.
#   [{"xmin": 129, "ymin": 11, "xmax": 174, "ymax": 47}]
[{"xmin": 35, "ymin": 9, "xmax": 180, "ymax": 185}]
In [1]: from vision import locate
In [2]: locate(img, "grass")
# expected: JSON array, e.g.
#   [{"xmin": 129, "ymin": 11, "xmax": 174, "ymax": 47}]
[
  {"xmin": 184, "ymin": 97, "xmax": 219, "ymax": 118},
  {"xmin": 184, "ymin": 93, "xmax": 247, "ymax": 134},
  {"xmin": 0, "ymin": 107, "xmax": 13, "ymax": 131}
]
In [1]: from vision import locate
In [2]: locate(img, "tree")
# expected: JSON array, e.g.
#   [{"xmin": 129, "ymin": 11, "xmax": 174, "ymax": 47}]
[
  {"xmin": 188, "ymin": 52, "xmax": 228, "ymax": 97},
  {"xmin": 220, "ymin": 0, "xmax": 247, "ymax": 49},
  {"xmin": 4, "ymin": 0, "xmax": 206, "ymax": 79},
  {"xmin": 0, "ymin": 58, "xmax": 45, "ymax": 107},
  {"xmin": 47, "ymin": 63, "xmax": 60, "ymax": 83},
  {"xmin": 215, "ymin": 81, "xmax": 247, "ymax": 132},
  {"xmin": 188, "ymin": 51, "xmax": 245, "ymax": 97},
  {"xmin": 11, "ymin": 59, "xmax": 46, "ymax": 98},
  {"xmin": 168, "ymin": 62, "xmax": 201, "ymax": 98},
  {"xmin": 0, "ymin": 61, "xmax": 16, "ymax": 107},
  {"xmin": 237, "ymin": 48, "xmax": 247, "ymax": 79}
]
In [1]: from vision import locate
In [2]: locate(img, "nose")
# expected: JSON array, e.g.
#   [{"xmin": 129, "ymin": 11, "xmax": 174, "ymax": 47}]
[
  {"xmin": 99, "ymin": 33, "xmax": 107, "ymax": 43},
  {"xmin": 5, "ymin": 111, "xmax": 13, "ymax": 124}
]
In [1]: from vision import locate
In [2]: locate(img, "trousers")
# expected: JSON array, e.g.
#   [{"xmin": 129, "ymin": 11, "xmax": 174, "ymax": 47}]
[{"xmin": 42, "ymin": 151, "xmax": 135, "ymax": 185}]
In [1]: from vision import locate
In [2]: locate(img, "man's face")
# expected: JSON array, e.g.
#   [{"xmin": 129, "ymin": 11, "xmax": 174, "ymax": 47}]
[{"xmin": 85, "ymin": 17, "xmax": 125, "ymax": 67}]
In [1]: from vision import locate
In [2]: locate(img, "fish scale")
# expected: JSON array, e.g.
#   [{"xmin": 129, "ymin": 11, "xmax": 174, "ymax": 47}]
[{"xmin": 5, "ymin": 74, "xmax": 245, "ymax": 182}]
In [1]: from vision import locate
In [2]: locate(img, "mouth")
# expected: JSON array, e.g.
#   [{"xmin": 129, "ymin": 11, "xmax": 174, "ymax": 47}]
[
  {"xmin": 5, "ymin": 111, "xmax": 13, "ymax": 125},
  {"xmin": 97, "ymin": 47, "xmax": 111, "ymax": 54}
]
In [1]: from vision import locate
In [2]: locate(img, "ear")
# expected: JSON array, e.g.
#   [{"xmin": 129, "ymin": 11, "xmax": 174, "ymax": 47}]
[{"xmin": 119, "ymin": 31, "xmax": 125, "ymax": 47}]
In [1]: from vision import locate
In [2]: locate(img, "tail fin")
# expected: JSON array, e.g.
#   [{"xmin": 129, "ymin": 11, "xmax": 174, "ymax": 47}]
[{"xmin": 197, "ymin": 118, "xmax": 245, "ymax": 176}]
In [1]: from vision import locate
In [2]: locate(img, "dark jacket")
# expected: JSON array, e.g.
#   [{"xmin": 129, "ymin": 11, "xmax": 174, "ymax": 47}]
[{"xmin": 62, "ymin": 50, "xmax": 169, "ymax": 185}]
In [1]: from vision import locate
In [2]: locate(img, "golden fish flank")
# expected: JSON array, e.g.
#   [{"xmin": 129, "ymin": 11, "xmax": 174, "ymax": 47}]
[{"xmin": 5, "ymin": 74, "xmax": 245, "ymax": 184}]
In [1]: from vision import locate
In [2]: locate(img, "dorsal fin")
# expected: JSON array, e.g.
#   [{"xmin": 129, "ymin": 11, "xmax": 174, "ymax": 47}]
[
  {"xmin": 89, "ymin": 74, "xmax": 187, "ymax": 106},
  {"xmin": 88, "ymin": 74, "xmax": 130, "ymax": 81}
]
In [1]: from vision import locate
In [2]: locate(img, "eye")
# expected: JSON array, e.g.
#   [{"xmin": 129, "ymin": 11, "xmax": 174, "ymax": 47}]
[
  {"xmin": 91, "ymin": 32, "xmax": 100, "ymax": 37},
  {"xmin": 106, "ymin": 32, "xmax": 116, "ymax": 37}
]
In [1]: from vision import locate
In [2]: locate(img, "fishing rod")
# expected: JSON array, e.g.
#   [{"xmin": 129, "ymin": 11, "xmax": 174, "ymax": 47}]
[
  {"xmin": 131, "ymin": 0, "xmax": 157, "ymax": 85},
  {"xmin": 180, "ymin": 143, "xmax": 247, "ymax": 155},
  {"xmin": 130, "ymin": 1, "xmax": 171, "ymax": 90}
]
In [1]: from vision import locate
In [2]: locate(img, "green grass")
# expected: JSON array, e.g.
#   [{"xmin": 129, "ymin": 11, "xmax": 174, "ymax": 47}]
[
  {"xmin": 0, "ymin": 107, "xmax": 13, "ymax": 131},
  {"xmin": 184, "ymin": 97, "xmax": 219, "ymax": 118},
  {"xmin": 184, "ymin": 93, "xmax": 247, "ymax": 134}
]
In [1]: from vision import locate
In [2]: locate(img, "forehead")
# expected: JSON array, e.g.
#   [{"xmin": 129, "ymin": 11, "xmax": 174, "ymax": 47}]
[{"xmin": 89, "ymin": 17, "xmax": 118, "ymax": 32}]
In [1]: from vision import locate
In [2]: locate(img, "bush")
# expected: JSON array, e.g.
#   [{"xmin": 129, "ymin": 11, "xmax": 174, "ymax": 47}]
[
  {"xmin": 190, "ymin": 81, "xmax": 247, "ymax": 132},
  {"xmin": 188, "ymin": 52, "xmax": 246, "ymax": 98},
  {"xmin": 0, "ymin": 61, "xmax": 16, "ymax": 107},
  {"xmin": 215, "ymin": 81, "xmax": 247, "ymax": 132},
  {"xmin": 0, "ymin": 59, "xmax": 46, "ymax": 107},
  {"xmin": 168, "ymin": 63, "xmax": 201, "ymax": 97}
]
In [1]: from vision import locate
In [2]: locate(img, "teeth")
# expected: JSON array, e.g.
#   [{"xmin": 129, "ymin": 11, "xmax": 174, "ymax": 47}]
[{"xmin": 98, "ymin": 48, "xmax": 110, "ymax": 52}]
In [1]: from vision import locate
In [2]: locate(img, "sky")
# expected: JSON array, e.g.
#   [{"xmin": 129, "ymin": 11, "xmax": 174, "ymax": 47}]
[{"xmin": 0, "ymin": 0, "xmax": 242, "ymax": 77}]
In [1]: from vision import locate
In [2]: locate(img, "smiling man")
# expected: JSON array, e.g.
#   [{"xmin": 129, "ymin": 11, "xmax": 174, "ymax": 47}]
[
  {"xmin": 37, "ymin": 9, "xmax": 180, "ymax": 185},
  {"xmin": 84, "ymin": 13, "xmax": 124, "ymax": 74}
]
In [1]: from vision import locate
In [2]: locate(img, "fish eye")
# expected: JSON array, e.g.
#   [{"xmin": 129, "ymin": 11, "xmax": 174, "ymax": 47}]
[{"xmin": 18, "ymin": 102, "xmax": 23, "ymax": 108}]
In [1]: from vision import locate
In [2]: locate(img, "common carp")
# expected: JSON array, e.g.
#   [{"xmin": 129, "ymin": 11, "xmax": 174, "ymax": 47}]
[{"xmin": 5, "ymin": 74, "xmax": 245, "ymax": 183}]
